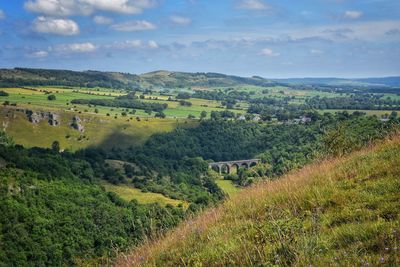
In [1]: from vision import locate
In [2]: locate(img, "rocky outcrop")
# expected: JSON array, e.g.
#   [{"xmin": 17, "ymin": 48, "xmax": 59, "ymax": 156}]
[
  {"xmin": 25, "ymin": 110, "xmax": 60, "ymax": 126},
  {"xmin": 48, "ymin": 113, "xmax": 59, "ymax": 126},
  {"xmin": 71, "ymin": 115, "xmax": 84, "ymax": 132}
]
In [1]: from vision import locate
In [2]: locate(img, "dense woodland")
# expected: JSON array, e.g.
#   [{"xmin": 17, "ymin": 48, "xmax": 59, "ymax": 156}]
[
  {"xmin": 71, "ymin": 98, "xmax": 167, "ymax": 112},
  {"xmin": 305, "ymin": 95, "xmax": 400, "ymax": 110},
  {"xmin": 0, "ymin": 141, "xmax": 187, "ymax": 266}
]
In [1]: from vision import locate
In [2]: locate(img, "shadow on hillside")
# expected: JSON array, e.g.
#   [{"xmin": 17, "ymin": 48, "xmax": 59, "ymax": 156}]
[{"xmin": 89, "ymin": 130, "xmax": 144, "ymax": 150}]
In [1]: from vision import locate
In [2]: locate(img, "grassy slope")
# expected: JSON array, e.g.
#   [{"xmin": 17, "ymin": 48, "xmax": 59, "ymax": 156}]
[
  {"xmin": 117, "ymin": 136, "xmax": 400, "ymax": 266},
  {"xmin": 0, "ymin": 107, "xmax": 182, "ymax": 150},
  {"xmin": 100, "ymin": 181, "xmax": 187, "ymax": 207},
  {"xmin": 215, "ymin": 179, "xmax": 240, "ymax": 197}
]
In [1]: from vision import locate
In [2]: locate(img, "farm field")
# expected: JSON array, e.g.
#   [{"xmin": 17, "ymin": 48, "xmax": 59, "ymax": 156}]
[
  {"xmin": 0, "ymin": 86, "xmax": 242, "ymax": 119},
  {"xmin": 0, "ymin": 84, "xmax": 398, "ymax": 151}
]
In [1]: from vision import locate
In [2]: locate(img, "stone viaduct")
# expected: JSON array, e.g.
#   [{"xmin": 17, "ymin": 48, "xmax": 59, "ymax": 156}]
[{"xmin": 209, "ymin": 159, "xmax": 261, "ymax": 174}]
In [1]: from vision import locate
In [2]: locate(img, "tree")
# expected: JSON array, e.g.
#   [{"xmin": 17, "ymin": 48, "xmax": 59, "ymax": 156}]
[
  {"xmin": 47, "ymin": 94, "xmax": 56, "ymax": 101},
  {"xmin": 94, "ymin": 108, "xmax": 99, "ymax": 113},
  {"xmin": 200, "ymin": 111, "xmax": 207, "ymax": 120},
  {"xmin": 176, "ymin": 92, "xmax": 191, "ymax": 99},
  {"xmin": 0, "ymin": 131, "xmax": 14, "ymax": 146},
  {"xmin": 0, "ymin": 91, "xmax": 9, "ymax": 96},
  {"xmin": 51, "ymin": 141, "xmax": 60, "ymax": 152},
  {"xmin": 155, "ymin": 112, "xmax": 166, "ymax": 118}
]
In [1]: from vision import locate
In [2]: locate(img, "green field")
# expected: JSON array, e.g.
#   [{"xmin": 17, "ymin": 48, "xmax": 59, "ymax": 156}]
[
  {"xmin": 0, "ymin": 107, "xmax": 184, "ymax": 150},
  {"xmin": 0, "ymin": 86, "xmax": 243, "ymax": 119},
  {"xmin": 100, "ymin": 181, "xmax": 187, "ymax": 207},
  {"xmin": 215, "ymin": 179, "xmax": 240, "ymax": 196}
]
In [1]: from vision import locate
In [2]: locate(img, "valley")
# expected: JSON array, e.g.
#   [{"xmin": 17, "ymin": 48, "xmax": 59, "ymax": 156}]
[{"xmin": 0, "ymin": 69, "xmax": 399, "ymax": 266}]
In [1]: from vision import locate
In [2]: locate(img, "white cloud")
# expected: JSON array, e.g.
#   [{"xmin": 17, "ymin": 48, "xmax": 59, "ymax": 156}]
[
  {"xmin": 93, "ymin": 15, "xmax": 113, "ymax": 24},
  {"xmin": 236, "ymin": 0, "xmax": 268, "ymax": 10},
  {"xmin": 170, "ymin": 15, "xmax": 191, "ymax": 25},
  {"xmin": 29, "ymin": 50, "xmax": 49, "ymax": 58},
  {"xmin": 111, "ymin": 20, "xmax": 156, "ymax": 31},
  {"xmin": 0, "ymin": 9, "xmax": 6, "ymax": 20},
  {"xmin": 310, "ymin": 49, "xmax": 323, "ymax": 54},
  {"xmin": 25, "ymin": 0, "xmax": 156, "ymax": 16},
  {"xmin": 344, "ymin": 10, "xmax": 363, "ymax": 19},
  {"xmin": 108, "ymin": 39, "xmax": 158, "ymax": 49},
  {"xmin": 32, "ymin": 16, "xmax": 79, "ymax": 35},
  {"xmin": 25, "ymin": 0, "xmax": 90, "ymax": 16},
  {"xmin": 122, "ymin": 40, "xmax": 143, "ymax": 48},
  {"xmin": 54, "ymin": 42, "xmax": 97, "ymax": 53},
  {"xmin": 148, "ymin": 40, "xmax": 158, "ymax": 49},
  {"xmin": 260, "ymin": 48, "xmax": 280, "ymax": 57}
]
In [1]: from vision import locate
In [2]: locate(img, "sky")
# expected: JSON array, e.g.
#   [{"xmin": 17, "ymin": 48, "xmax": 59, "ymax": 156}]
[{"xmin": 0, "ymin": 0, "xmax": 399, "ymax": 78}]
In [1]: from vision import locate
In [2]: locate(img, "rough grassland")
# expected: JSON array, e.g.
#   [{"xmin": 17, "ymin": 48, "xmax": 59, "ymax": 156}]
[
  {"xmin": 116, "ymin": 136, "xmax": 400, "ymax": 267},
  {"xmin": 0, "ymin": 107, "xmax": 182, "ymax": 150}
]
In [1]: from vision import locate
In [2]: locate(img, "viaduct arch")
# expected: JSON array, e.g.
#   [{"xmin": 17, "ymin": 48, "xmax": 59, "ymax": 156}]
[{"xmin": 209, "ymin": 159, "xmax": 260, "ymax": 174}]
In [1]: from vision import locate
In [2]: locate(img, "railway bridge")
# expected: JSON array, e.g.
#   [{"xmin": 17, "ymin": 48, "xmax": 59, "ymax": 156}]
[{"xmin": 209, "ymin": 159, "xmax": 260, "ymax": 174}]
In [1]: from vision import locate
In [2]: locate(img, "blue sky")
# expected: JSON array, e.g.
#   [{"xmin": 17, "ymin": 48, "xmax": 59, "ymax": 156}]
[{"xmin": 0, "ymin": 0, "xmax": 399, "ymax": 78}]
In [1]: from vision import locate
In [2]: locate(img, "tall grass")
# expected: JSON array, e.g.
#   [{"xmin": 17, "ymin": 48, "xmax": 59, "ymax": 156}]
[{"xmin": 115, "ymin": 135, "xmax": 400, "ymax": 266}]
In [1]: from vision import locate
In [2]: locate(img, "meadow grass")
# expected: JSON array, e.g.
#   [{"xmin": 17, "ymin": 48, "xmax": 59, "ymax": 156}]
[
  {"xmin": 0, "ymin": 107, "xmax": 184, "ymax": 150},
  {"xmin": 100, "ymin": 181, "xmax": 187, "ymax": 207},
  {"xmin": 215, "ymin": 179, "xmax": 240, "ymax": 197},
  {"xmin": 116, "ymin": 135, "xmax": 400, "ymax": 267}
]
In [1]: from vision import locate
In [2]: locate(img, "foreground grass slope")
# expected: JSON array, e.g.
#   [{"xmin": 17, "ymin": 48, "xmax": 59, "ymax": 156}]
[{"xmin": 118, "ymin": 135, "xmax": 400, "ymax": 266}]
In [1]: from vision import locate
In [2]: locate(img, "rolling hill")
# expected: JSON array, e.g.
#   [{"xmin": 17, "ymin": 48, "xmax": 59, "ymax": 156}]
[
  {"xmin": 1, "ymin": 68, "xmax": 399, "ymax": 89},
  {"xmin": 116, "ymin": 134, "xmax": 400, "ymax": 266},
  {"xmin": 0, "ymin": 68, "xmax": 279, "ymax": 89}
]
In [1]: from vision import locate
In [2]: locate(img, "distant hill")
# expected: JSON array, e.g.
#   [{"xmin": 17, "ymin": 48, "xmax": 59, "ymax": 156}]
[
  {"xmin": 117, "ymin": 135, "xmax": 400, "ymax": 266},
  {"xmin": 1, "ymin": 67, "xmax": 399, "ymax": 89},
  {"xmin": 0, "ymin": 68, "xmax": 279, "ymax": 89},
  {"xmin": 279, "ymin": 76, "xmax": 400, "ymax": 87},
  {"xmin": 0, "ymin": 68, "xmax": 140, "ymax": 89},
  {"xmin": 139, "ymin": 70, "xmax": 279, "ymax": 88}
]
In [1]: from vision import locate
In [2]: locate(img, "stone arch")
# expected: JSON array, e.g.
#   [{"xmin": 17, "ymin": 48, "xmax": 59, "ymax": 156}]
[
  {"xmin": 231, "ymin": 163, "xmax": 240, "ymax": 174},
  {"xmin": 250, "ymin": 161, "xmax": 257, "ymax": 167},
  {"xmin": 211, "ymin": 165, "xmax": 220, "ymax": 173},
  {"xmin": 221, "ymin": 164, "xmax": 230, "ymax": 174},
  {"xmin": 240, "ymin": 162, "xmax": 249, "ymax": 169}
]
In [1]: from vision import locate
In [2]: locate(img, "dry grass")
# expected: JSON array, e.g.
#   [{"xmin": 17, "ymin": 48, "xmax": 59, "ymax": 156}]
[{"xmin": 114, "ymin": 135, "xmax": 400, "ymax": 267}]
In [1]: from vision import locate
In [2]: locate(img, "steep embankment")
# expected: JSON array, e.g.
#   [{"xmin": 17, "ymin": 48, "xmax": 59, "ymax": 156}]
[{"xmin": 116, "ymin": 135, "xmax": 400, "ymax": 266}]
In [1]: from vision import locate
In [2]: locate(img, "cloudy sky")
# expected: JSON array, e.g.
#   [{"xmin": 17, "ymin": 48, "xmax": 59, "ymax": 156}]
[{"xmin": 0, "ymin": 0, "xmax": 399, "ymax": 78}]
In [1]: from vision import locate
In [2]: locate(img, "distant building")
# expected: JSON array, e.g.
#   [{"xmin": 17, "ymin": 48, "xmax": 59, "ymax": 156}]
[
  {"xmin": 252, "ymin": 114, "xmax": 261, "ymax": 122},
  {"xmin": 237, "ymin": 115, "xmax": 246, "ymax": 121},
  {"xmin": 300, "ymin": 116, "xmax": 312, "ymax": 123}
]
